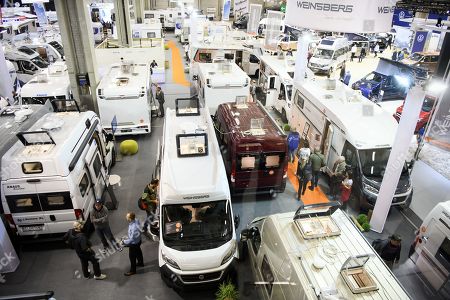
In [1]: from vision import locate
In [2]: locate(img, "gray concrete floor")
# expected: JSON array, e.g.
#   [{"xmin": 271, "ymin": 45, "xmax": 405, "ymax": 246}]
[{"xmin": 0, "ymin": 34, "xmax": 446, "ymax": 300}]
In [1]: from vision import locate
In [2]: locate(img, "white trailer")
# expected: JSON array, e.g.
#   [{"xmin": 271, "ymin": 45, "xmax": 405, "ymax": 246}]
[
  {"xmin": 132, "ymin": 21, "xmax": 162, "ymax": 39},
  {"xmin": 14, "ymin": 40, "xmax": 65, "ymax": 63},
  {"xmin": 97, "ymin": 62, "xmax": 152, "ymax": 135},
  {"xmin": 240, "ymin": 202, "xmax": 411, "ymax": 299},
  {"xmin": 4, "ymin": 46, "xmax": 49, "ymax": 84},
  {"xmin": 158, "ymin": 98, "xmax": 237, "ymax": 289},
  {"xmin": 1, "ymin": 101, "xmax": 116, "ymax": 237},
  {"xmin": 19, "ymin": 62, "xmax": 71, "ymax": 105},
  {"xmin": 290, "ymin": 79, "xmax": 413, "ymax": 209},
  {"xmin": 196, "ymin": 62, "xmax": 250, "ymax": 114}
]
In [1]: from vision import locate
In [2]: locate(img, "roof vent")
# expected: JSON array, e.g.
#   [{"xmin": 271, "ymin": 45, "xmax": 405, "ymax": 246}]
[{"xmin": 116, "ymin": 77, "xmax": 129, "ymax": 86}]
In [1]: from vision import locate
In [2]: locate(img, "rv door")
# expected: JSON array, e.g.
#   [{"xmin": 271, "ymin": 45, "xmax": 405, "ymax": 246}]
[
  {"xmin": 322, "ymin": 120, "xmax": 335, "ymax": 167},
  {"xmin": 242, "ymin": 51, "xmax": 250, "ymax": 74},
  {"xmin": 85, "ymin": 143, "xmax": 107, "ymax": 201},
  {"xmin": 265, "ymin": 75, "xmax": 279, "ymax": 107}
]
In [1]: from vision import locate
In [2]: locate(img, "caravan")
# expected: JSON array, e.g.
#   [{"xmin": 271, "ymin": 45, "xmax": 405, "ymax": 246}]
[
  {"xmin": 97, "ymin": 62, "xmax": 152, "ymax": 135},
  {"xmin": 4, "ymin": 46, "xmax": 49, "ymax": 84},
  {"xmin": 290, "ymin": 79, "xmax": 413, "ymax": 209},
  {"xmin": 158, "ymin": 98, "xmax": 237, "ymax": 289},
  {"xmin": 1, "ymin": 100, "xmax": 116, "ymax": 237},
  {"xmin": 132, "ymin": 21, "xmax": 162, "ymax": 39},
  {"xmin": 15, "ymin": 40, "xmax": 65, "ymax": 63},
  {"xmin": 196, "ymin": 62, "xmax": 250, "ymax": 114},
  {"xmin": 308, "ymin": 37, "xmax": 349, "ymax": 76}
]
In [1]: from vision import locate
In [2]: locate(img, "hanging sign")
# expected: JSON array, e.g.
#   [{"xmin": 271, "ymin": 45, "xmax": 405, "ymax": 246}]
[
  {"xmin": 222, "ymin": 0, "xmax": 232, "ymax": 21},
  {"xmin": 234, "ymin": 0, "xmax": 249, "ymax": 18},
  {"xmin": 411, "ymin": 31, "xmax": 428, "ymax": 53},
  {"xmin": 285, "ymin": 0, "xmax": 399, "ymax": 33}
]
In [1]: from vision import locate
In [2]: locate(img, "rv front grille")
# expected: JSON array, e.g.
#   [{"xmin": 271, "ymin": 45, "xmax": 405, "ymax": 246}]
[{"xmin": 180, "ymin": 271, "xmax": 222, "ymax": 283}]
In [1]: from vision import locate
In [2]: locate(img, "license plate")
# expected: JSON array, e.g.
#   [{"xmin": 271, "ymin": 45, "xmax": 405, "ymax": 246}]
[{"xmin": 21, "ymin": 225, "xmax": 44, "ymax": 232}]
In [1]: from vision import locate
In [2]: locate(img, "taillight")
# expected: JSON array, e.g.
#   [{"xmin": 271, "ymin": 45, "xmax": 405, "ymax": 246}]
[
  {"xmin": 231, "ymin": 161, "xmax": 236, "ymax": 183},
  {"xmin": 283, "ymin": 162, "xmax": 288, "ymax": 178},
  {"xmin": 4, "ymin": 214, "xmax": 16, "ymax": 229},
  {"xmin": 74, "ymin": 209, "xmax": 84, "ymax": 220}
]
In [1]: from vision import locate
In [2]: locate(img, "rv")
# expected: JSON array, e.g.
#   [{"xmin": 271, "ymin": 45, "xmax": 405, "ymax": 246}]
[
  {"xmin": 92, "ymin": 22, "xmax": 104, "ymax": 43},
  {"xmin": 240, "ymin": 202, "xmax": 411, "ymax": 299},
  {"xmin": 15, "ymin": 40, "xmax": 65, "ymax": 63},
  {"xmin": 4, "ymin": 46, "xmax": 49, "ymax": 84},
  {"xmin": 257, "ymin": 17, "xmax": 285, "ymax": 36},
  {"xmin": 196, "ymin": 62, "xmax": 250, "ymax": 114},
  {"xmin": 143, "ymin": 9, "xmax": 182, "ymax": 29},
  {"xmin": 1, "ymin": 100, "xmax": 116, "ymax": 237},
  {"xmin": 132, "ymin": 21, "xmax": 162, "ymax": 39},
  {"xmin": 290, "ymin": 79, "xmax": 413, "ymax": 209},
  {"xmin": 19, "ymin": 62, "xmax": 71, "ymax": 105},
  {"xmin": 412, "ymin": 201, "xmax": 450, "ymax": 292},
  {"xmin": 214, "ymin": 101, "xmax": 288, "ymax": 197},
  {"xmin": 97, "ymin": 62, "xmax": 152, "ymax": 135},
  {"xmin": 308, "ymin": 37, "xmax": 349, "ymax": 76},
  {"xmin": 258, "ymin": 54, "xmax": 295, "ymax": 121},
  {"xmin": 158, "ymin": 98, "xmax": 237, "ymax": 289}
]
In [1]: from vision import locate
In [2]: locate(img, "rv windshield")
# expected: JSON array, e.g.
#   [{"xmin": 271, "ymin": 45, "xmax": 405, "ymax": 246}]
[
  {"xmin": 49, "ymin": 41, "xmax": 64, "ymax": 56},
  {"xmin": 422, "ymin": 96, "xmax": 436, "ymax": 113},
  {"xmin": 409, "ymin": 53, "xmax": 423, "ymax": 62},
  {"xmin": 162, "ymin": 200, "xmax": 233, "ymax": 250},
  {"xmin": 358, "ymin": 148, "xmax": 408, "ymax": 177},
  {"xmin": 364, "ymin": 72, "xmax": 383, "ymax": 83},
  {"xmin": 286, "ymin": 85, "xmax": 293, "ymax": 100},
  {"xmin": 32, "ymin": 56, "xmax": 49, "ymax": 69},
  {"xmin": 314, "ymin": 49, "xmax": 333, "ymax": 59}
]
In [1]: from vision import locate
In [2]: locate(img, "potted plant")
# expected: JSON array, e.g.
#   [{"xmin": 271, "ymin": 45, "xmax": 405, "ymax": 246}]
[
  {"xmin": 351, "ymin": 213, "xmax": 371, "ymax": 232},
  {"xmin": 216, "ymin": 280, "xmax": 239, "ymax": 300}
]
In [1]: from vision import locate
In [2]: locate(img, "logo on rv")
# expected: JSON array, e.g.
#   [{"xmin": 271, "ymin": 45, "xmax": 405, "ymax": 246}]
[
  {"xmin": 182, "ymin": 195, "xmax": 210, "ymax": 200},
  {"xmin": 6, "ymin": 185, "xmax": 24, "ymax": 191}
]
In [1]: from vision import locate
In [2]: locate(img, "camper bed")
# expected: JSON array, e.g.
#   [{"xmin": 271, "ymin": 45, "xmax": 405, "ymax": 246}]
[{"xmin": 278, "ymin": 209, "xmax": 410, "ymax": 299}]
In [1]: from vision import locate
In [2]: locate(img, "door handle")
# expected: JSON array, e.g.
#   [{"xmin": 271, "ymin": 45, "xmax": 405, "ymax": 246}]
[{"xmin": 50, "ymin": 215, "xmax": 56, "ymax": 221}]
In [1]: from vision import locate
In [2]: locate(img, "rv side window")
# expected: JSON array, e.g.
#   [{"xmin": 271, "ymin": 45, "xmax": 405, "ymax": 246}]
[
  {"xmin": 79, "ymin": 173, "xmax": 90, "ymax": 197},
  {"xmin": 261, "ymin": 256, "xmax": 275, "ymax": 296},
  {"xmin": 342, "ymin": 141, "xmax": 357, "ymax": 167},
  {"xmin": 198, "ymin": 52, "xmax": 212, "ymax": 63},
  {"xmin": 22, "ymin": 162, "xmax": 43, "ymax": 174},
  {"xmin": 262, "ymin": 153, "xmax": 283, "ymax": 169},
  {"xmin": 249, "ymin": 54, "xmax": 259, "ymax": 64},
  {"xmin": 6, "ymin": 194, "xmax": 41, "ymax": 213},
  {"xmin": 147, "ymin": 32, "xmax": 156, "ymax": 38},
  {"xmin": 40, "ymin": 192, "xmax": 73, "ymax": 210},
  {"xmin": 269, "ymin": 77, "xmax": 275, "ymax": 89},
  {"xmin": 238, "ymin": 154, "xmax": 259, "ymax": 170},
  {"xmin": 92, "ymin": 155, "xmax": 103, "ymax": 178},
  {"xmin": 295, "ymin": 92, "xmax": 305, "ymax": 109},
  {"xmin": 250, "ymin": 227, "xmax": 261, "ymax": 254}
]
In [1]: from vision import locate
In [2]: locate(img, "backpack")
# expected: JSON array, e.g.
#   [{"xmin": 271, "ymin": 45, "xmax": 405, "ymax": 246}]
[
  {"xmin": 372, "ymin": 238, "xmax": 388, "ymax": 254},
  {"xmin": 138, "ymin": 198, "xmax": 148, "ymax": 210}
]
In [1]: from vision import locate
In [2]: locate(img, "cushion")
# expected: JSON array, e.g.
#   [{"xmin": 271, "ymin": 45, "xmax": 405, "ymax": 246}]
[{"xmin": 120, "ymin": 140, "xmax": 139, "ymax": 155}]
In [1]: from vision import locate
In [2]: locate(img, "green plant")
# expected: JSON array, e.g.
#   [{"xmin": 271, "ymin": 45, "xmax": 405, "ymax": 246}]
[
  {"xmin": 361, "ymin": 222, "xmax": 371, "ymax": 232},
  {"xmin": 216, "ymin": 280, "xmax": 239, "ymax": 300},
  {"xmin": 357, "ymin": 214, "xmax": 368, "ymax": 225},
  {"xmin": 283, "ymin": 124, "xmax": 291, "ymax": 132}
]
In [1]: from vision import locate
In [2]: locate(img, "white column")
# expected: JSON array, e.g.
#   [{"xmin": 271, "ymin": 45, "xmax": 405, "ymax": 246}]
[
  {"xmin": 370, "ymin": 86, "xmax": 426, "ymax": 233},
  {"xmin": 0, "ymin": 46, "xmax": 14, "ymax": 102},
  {"xmin": 114, "ymin": 0, "xmax": 133, "ymax": 46}
]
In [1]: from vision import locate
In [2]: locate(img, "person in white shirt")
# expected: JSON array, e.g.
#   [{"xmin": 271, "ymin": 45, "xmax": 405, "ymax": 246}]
[
  {"xmin": 351, "ymin": 44, "xmax": 357, "ymax": 61},
  {"xmin": 184, "ymin": 44, "xmax": 189, "ymax": 62},
  {"xmin": 374, "ymin": 43, "xmax": 380, "ymax": 57}
]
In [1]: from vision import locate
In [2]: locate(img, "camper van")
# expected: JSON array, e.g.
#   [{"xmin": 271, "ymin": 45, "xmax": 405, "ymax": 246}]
[
  {"xmin": 4, "ymin": 46, "xmax": 49, "ymax": 84},
  {"xmin": 132, "ymin": 21, "xmax": 162, "ymax": 39},
  {"xmin": 214, "ymin": 101, "xmax": 288, "ymax": 197},
  {"xmin": 92, "ymin": 22, "xmax": 104, "ymax": 43},
  {"xmin": 97, "ymin": 62, "xmax": 152, "ymax": 135},
  {"xmin": 19, "ymin": 62, "xmax": 71, "ymax": 105},
  {"xmin": 143, "ymin": 9, "xmax": 182, "ymax": 29},
  {"xmin": 412, "ymin": 201, "xmax": 450, "ymax": 292},
  {"xmin": 308, "ymin": 37, "xmax": 349, "ymax": 76},
  {"xmin": 257, "ymin": 17, "xmax": 285, "ymax": 36},
  {"xmin": 15, "ymin": 40, "xmax": 65, "ymax": 63},
  {"xmin": 196, "ymin": 62, "xmax": 250, "ymax": 114},
  {"xmin": 258, "ymin": 54, "xmax": 295, "ymax": 121},
  {"xmin": 1, "ymin": 100, "xmax": 116, "ymax": 237},
  {"xmin": 158, "ymin": 98, "xmax": 237, "ymax": 289},
  {"xmin": 240, "ymin": 202, "xmax": 411, "ymax": 299},
  {"xmin": 290, "ymin": 79, "xmax": 413, "ymax": 209}
]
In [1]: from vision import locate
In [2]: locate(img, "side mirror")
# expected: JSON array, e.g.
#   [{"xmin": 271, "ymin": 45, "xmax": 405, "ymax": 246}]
[
  {"xmin": 234, "ymin": 215, "xmax": 240, "ymax": 229},
  {"xmin": 193, "ymin": 75, "xmax": 198, "ymax": 81},
  {"xmin": 240, "ymin": 228, "xmax": 249, "ymax": 242}
]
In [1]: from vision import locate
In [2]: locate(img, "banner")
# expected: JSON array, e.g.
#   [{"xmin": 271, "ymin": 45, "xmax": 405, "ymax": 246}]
[
  {"xmin": 247, "ymin": 4, "xmax": 262, "ymax": 35},
  {"xmin": 234, "ymin": 0, "xmax": 248, "ymax": 18},
  {"xmin": 392, "ymin": 8, "xmax": 413, "ymax": 27},
  {"xmin": 222, "ymin": 0, "xmax": 231, "ymax": 21},
  {"xmin": 411, "ymin": 31, "xmax": 428, "ymax": 53},
  {"xmin": 33, "ymin": 2, "xmax": 48, "ymax": 26},
  {"xmin": 264, "ymin": 10, "xmax": 284, "ymax": 49},
  {"xmin": 285, "ymin": 0, "xmax": 399, "ymax": 33}
]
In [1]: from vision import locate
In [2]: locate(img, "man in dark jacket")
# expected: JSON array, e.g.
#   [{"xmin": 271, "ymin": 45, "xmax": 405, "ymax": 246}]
[
  {"xmin": 141, "ymin": 179, "xmax": 159, "ymax": 233},
  {"xmin": 64, "ymin": 221, "xmax": 106, "ymax": 280},
  {"xmin": 296, "ymin": 157, "xmax": 312, "ymax": 200},
  {"xmin": 309, "ymin": 147, "xmax": 325, "ymax": 190},
  {"xmin": 373, "ymin": 234, "xmax": 402, "ymax": 269},
  {"xmin": 155, "ymin": 86, "xmax": 165, "ymax": 117},
  {"xmin": 90, "ymin": 199, "xmax": 122, "ymax": 254}
]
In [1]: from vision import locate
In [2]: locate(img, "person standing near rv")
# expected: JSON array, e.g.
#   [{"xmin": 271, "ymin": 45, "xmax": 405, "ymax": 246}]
[
  {"xmin": 340, "ymin": 171, "xmax": 353, "ymax": 210},
  {"xmin": 297, "ymin": 139, "xmax": 311, "ymax": 161},
  {"xmin": 184, "ymin": 44, "xmax": 189, "ymax": 62},
  {"xmin": 250, "ymin": 80, "xmax": 257, "ymax": 102},
  {"xmin": 64, "ymin": 221, "xmax": 107, "ymax": 280},
  {"xmin": 122, "ymin": 212, "xmax": 144, "ymax": 276},
  {"xmin": 330, "ymin": 156, "xmax": 346, "ymax": 199},
  {"xmin": 296, "ymin": 156, "xmax": 312, "ymax": 200},
  {"xmin": 155, "ymin": 86, "xmax": 165, "ymax": 117},
  {"xmin": 90, "ymin": 199, "xmax": 123, "ymax": 254},
  {"xmin": 340, "ymin": 61, "xmax": 346, "ymax": 82},
  {"xmin": 287, "ymin": 128, "xmax": 300, "ymax": 163},
  {"xmin": 359, "ymin": 47, "xmax": 366, "ymax": 62},
  {"xmin": 150, "ymin": 60, "xmax": 158, "ymax": 68},
  {"xmin": 140, "ymin": 179, "xmax": 159, "ymax": 233},
  {"xmin": 350, "ymin": 44, "xmax": 357, "ymax": 62},
  {"xmin": 309, "ymin": 147, "xmax": 325, "ymax": 190},
  {"xmin": 373, "ymin": 234, "xmax": 402, "ymax": 269},
  {"xmin": 374, "ymin": 43, "xmax": 380, "ymax": 57}
]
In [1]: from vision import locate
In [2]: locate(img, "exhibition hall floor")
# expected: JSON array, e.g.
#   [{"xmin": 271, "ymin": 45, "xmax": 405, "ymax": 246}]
[{"xmin": 0, "ymin": 35, "xmax": 447, "ymax": 300}]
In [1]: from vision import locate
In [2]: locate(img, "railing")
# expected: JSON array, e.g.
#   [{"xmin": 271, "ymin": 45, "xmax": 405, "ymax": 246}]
[
  {"xmin": 0, "ymin": 291, "xmax": 55, "ymax": 300},
  {"xmin": 96, "ymin": 38, "xmax": 164, "ymax": 49}
]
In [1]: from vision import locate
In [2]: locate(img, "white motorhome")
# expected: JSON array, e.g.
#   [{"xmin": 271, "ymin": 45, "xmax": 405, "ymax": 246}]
[
  {"xmin": 1, "ymin": 101, "xmax": 116, "ymax": 237},
  {"xmin": 15, "ymin": 40, "xmax": 65, "ymax": 63},
  {"xmin": 258, "ymin": 54, "xmax": 296, "ymax": 121},
  {"xmin": 19, "ymin": 62, "xmax": 71, "ymax": 105},
  {"xmin": 92, "ymin": 22, "xmax": 104, "ymax": 43},
  {"xmin": 4, "ymin": 46, "xmax": 49, "ymax": 84},
  {"xmin": 158, "ymin": 98, "xmax": 237, "ymax": 289},
  {"xmin": 97, "ymin": 62, "xmax": 152, "ymax": 135},
  {"xmin": 143, "ymin": 9, "xmax": 182, "ymax": 29},
  {"xmin": 290, "ymin": 79, "xmax": 413, "ymax": 209},
  {"xmin": 196, "ymin": 62, "xmax": 250, "ymax": 114},
  {"xmin": 258, "ymin": 17, "xmax": 285, "ymax": 36},
  {"xmin": 240, "ymin": 202, "xmax": 411, "ymax": 299},
  {"xmin": 412, "ymin": 201, "xmax": 450, "ymax": 292},
  {"xmin": 132, "ymin": 21, "xmax": 162, "ymax": 39},
  {"xmin": 308, "ymin": 37, "xmax": 349, "ymax": 76}
]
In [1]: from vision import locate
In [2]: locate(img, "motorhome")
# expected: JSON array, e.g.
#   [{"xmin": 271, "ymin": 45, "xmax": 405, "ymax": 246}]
[
  {"xmin": 258, "ymin": 54, "xmax": 295, "ymax": 121},
  {"xmin": 412, "ymin": 201, "xmax": 450, "ymax": 293},
  {"xmin": 1, "ymin": 100, "xmax": 116, "ymax": 237},
  {"xmin": 96, "ymin": 62, "xmax": 152, "ymax": 135},
  {"xmin": 15, "ymin": 40, "xmax": 65, "ymax": 63},
  {"xmin": 8, "ymin": 19, "xmax": 37, "ymax": 38},
  {"xmin": 257, "ymin": 17, "xmax": 285, "ymax": 36},
  {"xmin": 132, "ymin": 21, "xmax": 162, "ymax": 39},
  {"xmin": 92, "ymin": 22, "xmax": 104, "ymax": 44},
  {"xmin": 240, "ymin": 202, "xmax": 411, "ymax": 299},
  {"xmin": 196, "ymin": 62, "xmax": 250, "ymax": 114},
  {"xmin": 308, "ymin": 37, "xmax": 349, "ymax": 76},
  {"xmin": 4, "ymin": 46, "xmax": 49, "ymax": 84},
  {"xmin": 143, "ymin": 9, "xmax": 182, "ymax": 29},
  {"xmin": 158, "ymin": 97, "xmax": 237, "ymax": 289},
  {"xmin": 290, "ymin": 79, "xmax": 413, "ymax": 209},
  {"xmin": 19, "ymin": 62, "xmax": 71, "ymax": 105},
  {"xmin": 214, "ymin": 101, "xmax": 288, "ymax": 197}
]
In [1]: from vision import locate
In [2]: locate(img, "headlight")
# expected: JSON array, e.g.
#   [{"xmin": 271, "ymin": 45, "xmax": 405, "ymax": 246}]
[
  {"xmin": 363, "ymin": 182, "xmax": 379, "ymax": 194},
  {"xmin": 221, "ymin": 240, "xmax": 237, "ymax": 265},
  {"xmin": 162, "ymin": 251, "xmax": 180, "ymax": 269}
]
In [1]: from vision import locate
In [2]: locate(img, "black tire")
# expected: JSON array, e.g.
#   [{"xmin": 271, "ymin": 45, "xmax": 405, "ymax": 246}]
[
  {"xmin": 111, "ymin": 148, "xmax": 116, "ymax": 168},
  {"xmin": 281, "ymin": 108, "xmax": 288, "ymax": 124}
]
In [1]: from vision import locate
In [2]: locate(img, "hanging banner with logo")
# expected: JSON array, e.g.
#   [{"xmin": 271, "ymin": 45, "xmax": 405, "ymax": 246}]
[
  {"xmin": 234, "ymin": 0, "xmax": 248, "ymax": 19},
  {"xmin": 222, "ymin": 0, "xmax": 232, "ymax": 21},
  {"xmin": 247, "ymin": 4, "xmax": 262, "ymax": 35},
  {"xmin": 33, "ymin": 2, "xmax": 48, "ymax": 26},
  {"xmin": 285, "ymin": 0, "xmax": 399, "ymax": 33},
  {"xmin": 264, "ymin": 10, "xmax": 284, "ymax": 49},
  {"xmin": 392, "ymin": 8, "xmax": 413, "ymax": 27},
  {"xmin": 411, "ymin": 31, "xmax": 428, "ymax": 53}
]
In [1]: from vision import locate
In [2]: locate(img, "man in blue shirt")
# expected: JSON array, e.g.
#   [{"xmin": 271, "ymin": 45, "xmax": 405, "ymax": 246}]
[
  {"xmin": 287, "ymin": 128, "xmax": 300, "ymax": 163},
  {"xmin": 122, "ymin": 212, "xmax": 144, "ymax": 276}
]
